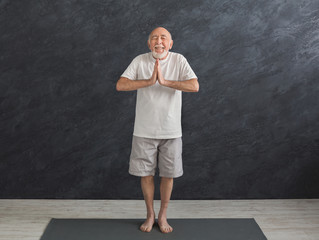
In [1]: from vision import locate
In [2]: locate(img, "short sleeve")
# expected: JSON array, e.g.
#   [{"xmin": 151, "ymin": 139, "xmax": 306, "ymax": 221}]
[
  {"xmin": 179, "ymin": 56, "xmax": 197, "ymax": 81},
  {"xmin": 121, "ymin": 56, "xmax": 139, "ymax": 80}
]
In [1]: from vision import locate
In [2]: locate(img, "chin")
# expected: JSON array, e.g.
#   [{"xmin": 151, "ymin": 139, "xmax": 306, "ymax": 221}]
[{"xmin": 152, "ymin": 50, "xmax": 168, "ymax": 59}]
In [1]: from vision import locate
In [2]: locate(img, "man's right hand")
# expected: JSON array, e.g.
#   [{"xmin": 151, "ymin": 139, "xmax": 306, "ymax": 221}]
[
  {"xmin": 116, "ymin": 60, "xmax": 158, "ymax": 91},
  {"xmin": 149, "ymin": 60, "xmax": 158, "ymax": 85}
]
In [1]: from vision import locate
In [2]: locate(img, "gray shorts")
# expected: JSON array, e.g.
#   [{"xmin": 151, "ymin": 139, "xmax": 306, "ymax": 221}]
[{"xmin": 129, "ymin": 136, "xmax": 183, "ymax": 178}]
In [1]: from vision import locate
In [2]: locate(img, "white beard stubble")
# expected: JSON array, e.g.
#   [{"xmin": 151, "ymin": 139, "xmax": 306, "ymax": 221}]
[
  {"xmin": 151, "ymin": 41, "xmax": 171, "ymax": 59},
  {"xmin": 152, "ymin": 49, "xmax": 168, "ymax": 59}
]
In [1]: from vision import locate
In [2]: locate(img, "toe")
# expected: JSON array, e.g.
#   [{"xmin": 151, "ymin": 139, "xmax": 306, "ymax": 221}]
[{"xmin": 140, "ymin": 225, "xmax": 146, "ymax": 232}]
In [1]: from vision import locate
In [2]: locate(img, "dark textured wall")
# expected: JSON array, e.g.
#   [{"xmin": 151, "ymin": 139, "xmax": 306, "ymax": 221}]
[{"xmin": 1, "ymin": 0, "xmax": 319, "ymax": 199}]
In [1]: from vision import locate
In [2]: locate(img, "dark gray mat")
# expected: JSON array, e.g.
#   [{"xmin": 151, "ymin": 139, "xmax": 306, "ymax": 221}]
[{"xmin": 40, "ymin": 218, "xmax": 267, "ymax": 240}]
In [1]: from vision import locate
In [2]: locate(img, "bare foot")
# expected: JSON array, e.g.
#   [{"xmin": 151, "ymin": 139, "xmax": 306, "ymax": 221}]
[
  {"xmin": 140, "ymin": 214, "xmax": 155, "ymax": 233},
  {"xmin": 158, "ymin": 217, "xmax": 173, "ymax": 233}
]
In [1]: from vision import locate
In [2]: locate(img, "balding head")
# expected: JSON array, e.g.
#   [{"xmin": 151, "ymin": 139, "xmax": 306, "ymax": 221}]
[{"xmin": 148, "ymin": 27, "xmax": 173, "ymax": 43}]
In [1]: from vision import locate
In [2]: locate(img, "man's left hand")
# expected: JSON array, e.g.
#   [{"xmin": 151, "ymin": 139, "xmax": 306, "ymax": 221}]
[{"xmin": 156, "ymin": 59, "xmax": 167, "ymax": 86}]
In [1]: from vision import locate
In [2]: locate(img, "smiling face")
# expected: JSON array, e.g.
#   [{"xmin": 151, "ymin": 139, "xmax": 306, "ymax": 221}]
[{"xmin": 148, "ymin": 27, "xmax": 173, "ymax": 60}]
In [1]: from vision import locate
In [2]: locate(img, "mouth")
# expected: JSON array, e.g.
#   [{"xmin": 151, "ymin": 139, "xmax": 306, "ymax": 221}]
[{"xmin": 154, "ymin": 45, "xmax": 165, "ymax": 52}]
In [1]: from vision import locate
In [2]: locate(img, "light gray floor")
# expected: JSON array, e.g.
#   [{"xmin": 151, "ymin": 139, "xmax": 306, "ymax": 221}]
[{"xmin": 0, "ymin": 199, "xmax": 318, "ymax": 240}]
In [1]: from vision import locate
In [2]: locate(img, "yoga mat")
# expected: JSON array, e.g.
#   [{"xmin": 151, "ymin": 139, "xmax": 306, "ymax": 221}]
[{"xmin": 40, "ymin": 218, "xmax": 267, "ymax": 240}]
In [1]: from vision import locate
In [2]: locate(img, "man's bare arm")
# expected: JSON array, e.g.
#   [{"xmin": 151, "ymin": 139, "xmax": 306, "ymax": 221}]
[
  {"xmin": 162, "ymin": 78, "xmax": 199, "ymax": 92},
  {"xmin": 116, "ymin": 77, "xmax": 154, "ymax": 91}
]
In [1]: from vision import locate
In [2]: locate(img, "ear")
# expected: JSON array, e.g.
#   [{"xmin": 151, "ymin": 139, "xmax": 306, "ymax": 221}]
[
  {"xmin": 169, "ymin": 40, "xmax": 174, "ymax": 50},
  {"xmin": 147, "ymin": 40, "xmax": 151, "ymax": 50}
]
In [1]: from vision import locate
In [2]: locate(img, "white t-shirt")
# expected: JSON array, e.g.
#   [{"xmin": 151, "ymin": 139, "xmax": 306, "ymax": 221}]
[{"xmin": 121, "ymin": 52, "xmax": 197, "ymax": 139}]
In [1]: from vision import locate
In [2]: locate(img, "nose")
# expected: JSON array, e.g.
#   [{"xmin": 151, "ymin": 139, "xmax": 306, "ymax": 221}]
[{"xmin": 156, "ymin": 37, "xmax": 162, "ymax": 45}]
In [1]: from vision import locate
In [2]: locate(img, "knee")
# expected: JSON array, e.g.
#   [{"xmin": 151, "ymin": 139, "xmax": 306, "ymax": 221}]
[
  {"xmin": 141, "ymin": 175, "xmax": 154, "ymax": 182},
  {"xmin": 161, "ymin": 177, "xmax": 173, "ymax": 182}
]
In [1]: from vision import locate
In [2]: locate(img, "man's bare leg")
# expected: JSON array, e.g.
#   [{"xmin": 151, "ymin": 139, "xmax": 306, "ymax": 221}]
[
  {"xmin": 140, "ymin": 175, "xmax": 156, "ymax": 232},
  {"xmin": 158, "ymin": 177, "xmax": 174, "ymax": 233}
]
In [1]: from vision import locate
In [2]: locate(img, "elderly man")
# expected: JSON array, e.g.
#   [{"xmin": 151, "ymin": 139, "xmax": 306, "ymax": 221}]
[{"xmin": 116, "ymin": 27, "xmax": 199, "ymax": 233}]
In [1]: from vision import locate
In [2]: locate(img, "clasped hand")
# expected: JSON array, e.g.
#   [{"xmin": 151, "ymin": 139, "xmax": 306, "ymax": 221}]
[{"xmin": 150, "ymin": 59, "xmax": 166, "ymax": 86}]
